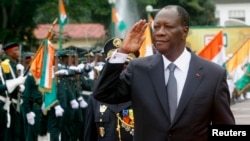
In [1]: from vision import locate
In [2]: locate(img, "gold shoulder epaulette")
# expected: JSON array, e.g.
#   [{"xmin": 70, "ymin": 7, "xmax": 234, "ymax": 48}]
[{"xmin": 1, "ymin": 59, "xmax": 10, "ymax": 73}]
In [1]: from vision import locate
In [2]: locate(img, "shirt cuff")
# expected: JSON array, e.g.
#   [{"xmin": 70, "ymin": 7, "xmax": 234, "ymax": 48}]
[{"xmin": 109, "ymin": 50, "xmax": 128, "ymax": 64}]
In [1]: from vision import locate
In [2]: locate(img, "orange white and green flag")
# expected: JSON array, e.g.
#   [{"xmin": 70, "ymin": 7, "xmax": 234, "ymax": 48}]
[
  {"xmin": 30, "ymin": 39, "xmax": 55, "ymax": 92},
  {"xmin": 139, "ymin": 24, "xmax": 153, "ymax": 57},
  {"xmin": 226, "ymin": 38, "xmax": 250, "ymax": 93},
  {"xmin": 39, "ymin": 40, "xmax": 55, "ymax": 92},
  {"xmin": 234, "ymin": 63, "xmax": 250, "ymax": 94},
  {"xmin": 198, "ymin": 30, "xmax": 226, "ymax": 66},
  {"xmin": 30, "ymin": 39, "xmax": 58, "ymax": 114},
  {"xmin": 112, "ymin": 7, "xmax": 126, "ymax": 32},
  {"xmin": 30, "ymin": 45, "xmax": 44, "ymax": 83},
  {"xmin": 59, "ymin": 0, "xmax": 67, "ymax": 26}
]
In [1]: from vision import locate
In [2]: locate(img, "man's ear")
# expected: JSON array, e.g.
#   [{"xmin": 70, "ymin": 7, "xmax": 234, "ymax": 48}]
[{"xmin": 182, "ymin": 26, "xmax": 189, "ymax": 39}]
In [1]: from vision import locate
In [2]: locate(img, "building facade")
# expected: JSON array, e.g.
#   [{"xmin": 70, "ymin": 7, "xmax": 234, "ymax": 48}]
[
  {"xmin": 34, "ymin": 23, "xmax": 107, "ymax": 50},
  {"xmin": 215, "ymin": 0, "xmax": 250, "ymax": 26}
]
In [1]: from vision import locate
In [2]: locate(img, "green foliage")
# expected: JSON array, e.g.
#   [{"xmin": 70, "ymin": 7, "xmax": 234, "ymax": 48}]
[
  {"xmin": 0, "ymin": 0, "xmax": 46, "ymax": 50},
  {"xmin": 155, "ymin": 0, "xmax": 216, "ymax": 26}
]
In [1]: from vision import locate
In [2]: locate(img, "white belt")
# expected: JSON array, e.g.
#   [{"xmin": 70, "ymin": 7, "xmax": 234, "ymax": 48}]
[
  {"xmin": 11, "ymin": 98, "xmax": 23, "ymax": 104},
  {"xmin": 11, "ymin": 99, "xmax": 18, "ymax": 104},
  {"xmin": 81, "ymin": 90, "xmax": 92, "ymax": 95},
  {"xmin": 0, "ymin": 95, "xmax": 6, "ymax": 102}
]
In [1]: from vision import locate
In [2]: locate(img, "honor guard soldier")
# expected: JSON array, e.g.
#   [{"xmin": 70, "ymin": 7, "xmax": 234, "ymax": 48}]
[
  {"xmin": 79, "ymin": 51, "xmax": 95, "ymax": 93},
  {"xmin": 21, "ymin": 52, "xmax": 44, "ymax": 141},
  {"xmin": 0, "ymin": 42, "xmax": 27, "ymax": 141},
  {"xmin": 67, "ymin": 49, "xmax": 88, "ymax": 141},
  {"xmin": 49, "ymin": 49, "xmax": 79, "ymax": 141},
  {"xmin": 84, "ymin": 38, "xmax": 137, "ymax": 141}
]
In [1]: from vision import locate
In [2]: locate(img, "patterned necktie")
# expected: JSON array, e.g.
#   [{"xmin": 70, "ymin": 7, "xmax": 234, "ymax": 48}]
[{"xmin": 167, "ymin": 63, "xmax": 177, "ymax": 122}]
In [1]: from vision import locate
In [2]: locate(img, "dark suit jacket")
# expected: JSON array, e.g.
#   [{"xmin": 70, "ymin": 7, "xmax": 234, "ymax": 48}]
[{"xmin": 93, "ymin": 50, "xmax": 235, "ymax": 141}]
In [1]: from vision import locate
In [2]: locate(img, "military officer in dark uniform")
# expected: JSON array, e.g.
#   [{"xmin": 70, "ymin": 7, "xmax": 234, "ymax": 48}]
[
  {"xmin": 0, "ymin": 42, "xmax": 27, "ymax": 141},
  {"xmin": 84, "ymin": 38, "xmax": 137, "ymax": 141},
  {"xmin": 21, "ymin": 52, "xmax": 44, "ymax": 141}
]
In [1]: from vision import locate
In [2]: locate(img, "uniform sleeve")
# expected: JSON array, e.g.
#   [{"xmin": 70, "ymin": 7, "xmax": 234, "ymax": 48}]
[{"xmin": 109, "ymin": 50, "xmax": 128, "ymax": 64}]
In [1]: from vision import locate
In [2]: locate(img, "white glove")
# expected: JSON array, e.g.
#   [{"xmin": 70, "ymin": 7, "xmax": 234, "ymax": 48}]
[
  {"xmin": 69, "ymin": 65, "xmax": 80, "ymax": 72},
  {"xmin": 54, "ymin": 105, "xmax": 64, "ymax": 117},
  {"xmin": 26, "ymin": 112, "xmax": 36, "ymax": 125},
  {"xmin": 19, "ymin": 84, "xmax": 25, "ymax": 92},
  {"xmin": 16, "ymin": 76, "xmax": 27, "ymax": 85},
  {"xmin": 6, "ymin": 76, "xmax": 27, "ymax": 93},
  {"xmin": 70, "ymin": 99, "xmax": 79, "ymax": 109},
  {"xmin": 78, "ymin": 96, "xmax": 88, "ymax": 108},
  {"xmin": 94, "ymin": 65, "xmax": 103, "ymax": 72},
  {"xmin": 16, "ymin": 64, "xmax": 24, "ymax": 76},
  {"xmin": 54, "ymin": 69, "xmax": 69, "ymax": 75},
  {"xmin": 77, "ymin": 64, "xmax": 85, "ymax": 70}
]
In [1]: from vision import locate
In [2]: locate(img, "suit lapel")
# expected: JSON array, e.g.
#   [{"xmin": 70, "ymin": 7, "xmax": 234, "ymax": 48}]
[
  {"xmin": 147, "ymin": 53, "xmax": 170, "ymax": 119},
  {"xmin": 172, "ymin": 53, "xmax": 204, "ymax": 125}
]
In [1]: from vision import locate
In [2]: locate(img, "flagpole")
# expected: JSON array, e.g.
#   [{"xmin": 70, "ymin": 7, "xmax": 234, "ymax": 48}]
[
  {"xmin": 108, "ymin": 0, "xmax": 116, "ymax": 37},
  {"xmin": 59, "ymin": 25, "xmax": 63, "ymax": 51},
  {"xmin": 23, "ymin": 18, "xmax": 58, "ymax": 76}
]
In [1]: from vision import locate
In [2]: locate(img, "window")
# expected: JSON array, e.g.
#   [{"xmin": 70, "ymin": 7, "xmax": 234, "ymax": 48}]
[{"xmin": 228, "ymin": 10, "xmax": 245, "ymax": 22}]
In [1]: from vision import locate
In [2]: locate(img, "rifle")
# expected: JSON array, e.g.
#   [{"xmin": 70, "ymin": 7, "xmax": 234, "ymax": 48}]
[{"xmin": 23, "ymin": 18, "xmax": 58, "ymax": 76}]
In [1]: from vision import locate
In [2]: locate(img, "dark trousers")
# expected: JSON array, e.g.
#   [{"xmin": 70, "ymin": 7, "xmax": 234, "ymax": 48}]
[
  {"xmin": 5, "ymin": 104, "xmax": 25, "ymax": 141},
  {"xmin": 22, "ymin": 105, "xmax": 43, "ymax": 141},
  {"xmin": 61, "ymin": 107, "xmax": 74, "ymax": 141},
  {"xmin": 0, "ymin": 101, "xmax": 7, "ymax": 140},
  {"xmin": 47, "ymin": 108, "xmax": 62, "ymax": 141}
]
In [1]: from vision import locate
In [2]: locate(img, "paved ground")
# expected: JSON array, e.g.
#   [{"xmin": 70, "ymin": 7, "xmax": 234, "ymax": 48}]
[{"xmin": 230, "ymin": 98, "xmax": 250, "ymax": 125}]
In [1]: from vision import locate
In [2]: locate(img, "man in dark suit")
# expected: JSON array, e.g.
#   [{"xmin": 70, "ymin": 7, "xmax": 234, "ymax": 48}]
[{"xmin": 93, "ymin": 5, "xmax": 235, "ymax": 141}]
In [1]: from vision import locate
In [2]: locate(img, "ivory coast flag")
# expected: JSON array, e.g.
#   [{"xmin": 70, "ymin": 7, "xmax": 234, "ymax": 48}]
[
  {"xmin": 40, "ymin": 40, "xmax": 57, "ymax": 114},
  {"xmin": 112, "ymin": 8, "xmax": 118, "ymax": 23},
  {"xmin": 139, "ymin": 25, "xmax": 153, "ymax": 57},
  {"xmin": 112, "ymin": 7, "xmax": 126, "ymax": 31},
  {"xmin": 149, "ymin": 16, "xmax": 154, "ymax": 30},
  {"xmin": 226, "ymin": 38, "xmax": 250, "ymax": 88},
  {"xmin": 30, "ymin": 39, "xmax": 55, "ymax": 91},
  {"xmin": 234, "ymin": 63, "xmax": 250, "ymax": 94},
  {"xmin": 30, "ymin": 45, "xmax": 44, "ymax": 83},
  {"xmin": 42, "ymin": 78, "xmax": 58, "ymax": 115},
  {"xmin": 39, "ymin": 40, "xmax": 55, "ymax": 92},
  {"xmin": 59, "ymin": 0, "xmax": 67, "ymax": 26},
  {"xmin": 198, "ymin": 30, "xmax": 226, "ymax": 66}
]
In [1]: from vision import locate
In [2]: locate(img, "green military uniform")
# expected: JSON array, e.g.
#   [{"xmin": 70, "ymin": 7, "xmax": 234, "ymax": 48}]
[
  {"xmin": 67, "ymin": 50, "xmax": 93, "ymax": 141},
  {"xmin": 1, "ymin": 42, "xmax": 25, "ymax": 141},
  {"xmin": 47, "ymin": 50, "xmax": 76, "ymax": 141},
  {"xmin": 21, "ymin": 72, "xmax": 43, "ymax": 141},
  {"xmin": 58, "ymin": 55, "xmax": 77, "ymax": 141},
  {"xmin": 0, "ymin": 69, "xmax": 8, "ymax": 140}
]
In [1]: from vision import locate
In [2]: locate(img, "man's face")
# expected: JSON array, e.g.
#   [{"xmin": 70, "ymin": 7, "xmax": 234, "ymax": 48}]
[
  {"xmin": 25, "ymin": 58, "xmax": 32, "ymax": 65},
  {"xmin": 153, "ymin": 7, "xmax": 188, "ymax": 58},
  {"xmin": 5, "ymin": 46, "xmax": 20, "ymax": 60}
]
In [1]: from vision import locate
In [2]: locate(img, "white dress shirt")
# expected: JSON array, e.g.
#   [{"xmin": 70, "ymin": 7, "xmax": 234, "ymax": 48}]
[
  {"xmin": 108, "ymin": 48, "xmax": 191, "ymax": 105},
  {"xmin": 163, "ymin": 48, "xmax": 191, "ymax": 105}
]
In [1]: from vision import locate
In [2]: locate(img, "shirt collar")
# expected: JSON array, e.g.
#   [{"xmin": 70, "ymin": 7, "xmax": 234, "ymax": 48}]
[{"xmin": 162, "ymin": 48, "xmax": 191, "ymax": 72}]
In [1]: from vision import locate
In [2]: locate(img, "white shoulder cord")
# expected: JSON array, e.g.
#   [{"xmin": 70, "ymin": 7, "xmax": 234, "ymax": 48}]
[{"xmin": 0, "ymin": 67, "xmax": 11, "ymax": 128}]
